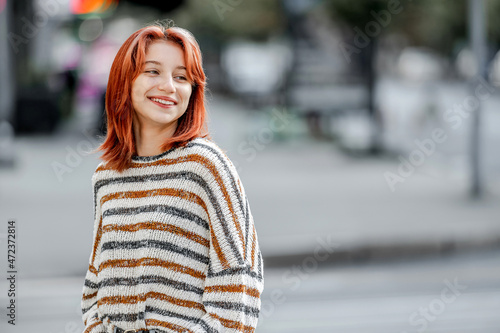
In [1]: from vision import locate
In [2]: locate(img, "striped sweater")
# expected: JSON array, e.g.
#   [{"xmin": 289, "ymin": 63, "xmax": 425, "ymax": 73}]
[{"xmin": 81, "ymin": 137, "xmax": 264, "ymax": 333}]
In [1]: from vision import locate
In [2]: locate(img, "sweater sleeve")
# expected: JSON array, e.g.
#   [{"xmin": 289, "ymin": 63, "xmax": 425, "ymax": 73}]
[
  {"xmin": 81, "ymin": 171, "xmax": 107, "ymax": 333},
  {"xmin": 188, "ymin": 150, "xmax": 264, "ymax": 333}
]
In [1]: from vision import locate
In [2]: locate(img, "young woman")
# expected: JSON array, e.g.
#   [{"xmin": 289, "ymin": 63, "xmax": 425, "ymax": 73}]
[{"xmin": 81, "ymin": 23, "xmax": 264, "ymax": 333}]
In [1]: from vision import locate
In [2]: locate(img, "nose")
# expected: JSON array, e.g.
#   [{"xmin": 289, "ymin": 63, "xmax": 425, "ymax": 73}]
[{"xmin": 158, "ymin": 75, "xmax": 176, "ymax": 93}]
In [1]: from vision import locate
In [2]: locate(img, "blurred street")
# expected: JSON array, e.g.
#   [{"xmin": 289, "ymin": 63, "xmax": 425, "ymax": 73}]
[
  {"xmin": 1, "ymin": 90, "xmax": 500, "ymax": 332},
  {"xmin": 1, "ymin": 1, "xmax": 500, "ymax": 331}
]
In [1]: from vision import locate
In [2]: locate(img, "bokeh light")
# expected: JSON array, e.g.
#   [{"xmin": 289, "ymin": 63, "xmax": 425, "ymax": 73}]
[
  {"xmin": 0, "ymin": 0, "xmax": 6, "ymax": 14},
  {"xmin": 71, "ymin": 0, "xmax": 118, "ymax": 15},
  {"xmin": 78, "ymin": 16, "xmax": 104, "ymax": 42}
]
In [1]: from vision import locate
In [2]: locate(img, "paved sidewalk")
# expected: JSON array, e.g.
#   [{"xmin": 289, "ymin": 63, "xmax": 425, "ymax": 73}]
[
  {"xmin": 206, "ymin": 94, "xmax": 500, "ymax": 266},
  {"xmin": 235, "ymin": 140, "xmax": 500, "ymax": 266}
]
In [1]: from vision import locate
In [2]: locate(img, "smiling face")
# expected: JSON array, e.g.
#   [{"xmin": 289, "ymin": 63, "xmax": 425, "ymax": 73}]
[{"xmin": 131, "ymin": 40, "xmax": 193, "ymax": 135}]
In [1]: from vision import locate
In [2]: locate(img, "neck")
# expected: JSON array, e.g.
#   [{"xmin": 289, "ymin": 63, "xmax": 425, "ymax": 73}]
[{"xmin": 133, "ymin": 121, "xmax": 178, "ymax": 157}]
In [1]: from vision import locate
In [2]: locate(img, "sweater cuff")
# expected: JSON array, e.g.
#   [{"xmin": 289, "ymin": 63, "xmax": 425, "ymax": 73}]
[{"xmin": 84, "ymin": 314, "xmax": 107, "ymax": 333}]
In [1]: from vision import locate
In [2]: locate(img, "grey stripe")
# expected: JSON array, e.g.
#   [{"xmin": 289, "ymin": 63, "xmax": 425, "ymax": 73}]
[
  {"xmin": 189, "ymin": 141, "xmax": 245, "ymax": 215},
  {"xmin": 145, "ymin": 306, "xmax": 218, "ymax": 333},
  {"xmin": 82, "ymin": 301, "xmax": 98, "ymax": 315},
  {"xmin": 204, "ymin": 301, "xmax": 259, "ymax": 318},
  {"xmin": 244, "ymin": 199, "xmax": 250, "ymax": 261},
  {"xmin": 101, "ymin": 239, "xmax": 209, "ymax": 265},
  {"xmin": 103, "ymin": 204, "xmax": 209, "ymax": 230},
  {"xmin": 207, "ymin": 265, "xmax": 263, "ymax": 281},
  {"xmin": 84, "ymin": 279, "xmax": 99, "ymax": 289},
  {"xmin": 95, "ymin": 170, "xmax": 244, "ymax": 266},
  {"xmin": 191, "ymin": 141, "xmax": 252, "ymax": 258},
  {"xmin": 99, "ymin": 275, "xmax": 203, "ymax": 295},
  {"xmin": 103, "ymin": 307, "xmax": 217, "ymax": 333},
  {"xmin": 102, "ymin": 311, "xmax": 143, "ymax": 322},
  {"xmin": 172, "ymin": 140, "xmax": 249, "ymax": 265}
]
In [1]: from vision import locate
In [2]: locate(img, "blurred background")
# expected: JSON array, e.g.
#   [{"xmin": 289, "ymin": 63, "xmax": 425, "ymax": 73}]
[{"xmin": 1, "ymin": 0, "xmax": 500, "ymax": 332}]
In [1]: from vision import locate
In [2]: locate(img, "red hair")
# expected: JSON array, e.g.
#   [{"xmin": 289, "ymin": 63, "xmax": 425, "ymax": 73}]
[{"xmin": 97, "ymin": 24, "xmax": 209, "ymax": 172}]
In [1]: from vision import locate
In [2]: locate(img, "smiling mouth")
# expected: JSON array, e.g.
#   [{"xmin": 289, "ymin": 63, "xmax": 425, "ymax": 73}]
[{"xmin": 149, "ymin": 97, "xmax": 176, "ymax": 106}]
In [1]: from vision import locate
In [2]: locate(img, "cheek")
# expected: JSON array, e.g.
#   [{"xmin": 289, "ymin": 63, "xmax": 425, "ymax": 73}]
[
  {"xmin": 131, "ymin": 81, "xmax": 142, "ymax": 103},
  {"xmin": 181, "ymin": 86, "xmax": 193, "ymax": 105},
  {"xmin": 132, "ymin": 78, "xmax": 152, "ymax": 96}
]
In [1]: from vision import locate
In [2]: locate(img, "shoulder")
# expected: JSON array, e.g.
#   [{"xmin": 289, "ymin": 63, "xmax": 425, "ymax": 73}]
[
  {"xmin": 91, "ymin": 161, "xmax": 112, "ymax": 186},
  {"xmin": 182, "ymin": 137, "xmax": 241, "ymax": 182},
  {"xmin": 185, "ymin": 137, "xmax": 227, "ymax": 156},
  {"xmin": 184, "ymin": 137, "xmax": 237, "ymax": 170}
]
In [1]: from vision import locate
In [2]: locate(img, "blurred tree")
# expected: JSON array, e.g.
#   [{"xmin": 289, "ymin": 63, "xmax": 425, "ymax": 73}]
[
  {"xmin": 389, "ymin": 0, "xmax": 500, "ymax": 54},
  {"xmin": 486, "ymin": 0, "xmax": 500, "ymax": 45},
  {"xmin": 324, "ymin": 0, "xmax": 499, "ymax": 154},
  {"xmin": 389, "ymin": 0, "xmax": 467, "ymax": 55},
  {"xmin": 170, "ymin": 0, "xmax": 286, "ymax": 94},
  {"xmin": 175, "ymin": 0, "xmax": 285, "ymax": 43}
]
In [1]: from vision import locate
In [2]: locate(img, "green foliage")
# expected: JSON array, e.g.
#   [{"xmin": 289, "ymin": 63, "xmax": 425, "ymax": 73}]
[
  {"xmin": 326, "ymin": 0, "xmax": 471, "ymax": 55},
  {"xmin": 168, "ymin": 0, "xmax": 500, "ymax": 53},
  {"xmin": 486, "ymin": 0, "xmax": 500, "ymax": 45},
  {"xmin": 173, "ymin": 0, "xmax": 285, "ymax": 43},
  {"xmin": 396, "ymin": 0, "xmax": 466, "ymax": 54}
]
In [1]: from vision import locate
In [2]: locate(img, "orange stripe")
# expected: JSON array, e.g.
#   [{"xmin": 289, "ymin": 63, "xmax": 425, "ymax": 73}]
[
  {"xmin": 89, "ymin": 264, "xmax": 98, "ymax": 275},
  {"xmin": 205, "ymin": 284, "xmax": 260, "ymax": 298},
  {"xmin": 98, "ymin": 258, "xmax": 206, "ymax": 279},
  {"xmin": 97, "ymin": 153, "xmax": 246, "ymax": 268},
  {"xmin": 146, "ymin": 319, "xmax": 192, "ymax": 333},
  {"xmin": 102, "ymin": 221, "xmax": 209, "ymax": 248},
  {"xmin": 84, "ymin": 320, "xmax": 101, "ymax": 333},
  {"xmin": 209, "ymin": 313, "xmax": 255, "ymax": 333},
  {"xmin": 82, "ymin": 291, "xmax": 98, "ymax": 300},
  {"xmin": 209, "ymin": 226, "xmax": 227, "ymax": 268},
  {"xmin": 91, "ymin": 217, "xmax": 103, "ymax": 266},
  {"xmin": 101, "ymin": 188, "xmax": 208, "ymax": 217},
  {"xmin": 237, "ymin": 178, "xmax": 244, "ymax": 198},
  {"xmin": 250, "ymin": 226, "xmax": 256, "ymax": 269},
  {"xmin": 98, "ymin": 291, "xmax": 204, "ymax": 311}
]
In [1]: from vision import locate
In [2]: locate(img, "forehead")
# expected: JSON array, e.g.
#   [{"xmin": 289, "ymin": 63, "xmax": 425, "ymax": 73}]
[{"xmin": 145, "ymin": 40, "xmax": 185, "ymax": 64}]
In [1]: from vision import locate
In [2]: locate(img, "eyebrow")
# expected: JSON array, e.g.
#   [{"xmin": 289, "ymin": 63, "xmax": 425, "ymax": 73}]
[
  {"xmin": 144, "ymin": 61, "xmax": 187, "ymax": 70},
  {"xmin": 144, "ymin": 60, "xmax": 161, "ymax": 65}
]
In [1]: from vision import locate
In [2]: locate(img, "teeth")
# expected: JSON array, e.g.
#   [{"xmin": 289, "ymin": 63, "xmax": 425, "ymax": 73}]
[{"xmin": 151, "ymin": 98, "xmax": 174, "ymax": 105}]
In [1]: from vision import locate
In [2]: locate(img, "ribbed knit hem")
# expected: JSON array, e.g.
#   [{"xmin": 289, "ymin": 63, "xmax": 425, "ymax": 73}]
[{"xmin": 131, "ymin": 145, "xmax": 179, "ymax": 163}]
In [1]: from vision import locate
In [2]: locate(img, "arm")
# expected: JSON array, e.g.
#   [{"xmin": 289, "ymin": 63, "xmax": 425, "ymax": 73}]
[
  {"xmin": 82, "ymin": 265, "xmax": 106, "ymax": 333},
  {"xmin": 188, "ymin": 151, "xmax": 264, "ymax": 333},
  {"xmin": 81, "ymin": 173, "xmax": 107, "ymax": 333}
]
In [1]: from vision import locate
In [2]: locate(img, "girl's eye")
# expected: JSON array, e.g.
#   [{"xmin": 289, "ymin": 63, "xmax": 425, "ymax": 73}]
[
  {"xmin": 175, "ymin": 75, "xmax": 187, "ymax": 81},
  {"xmin": 145, "ymin": 69, "xmax": 159, "ymax": 75}
]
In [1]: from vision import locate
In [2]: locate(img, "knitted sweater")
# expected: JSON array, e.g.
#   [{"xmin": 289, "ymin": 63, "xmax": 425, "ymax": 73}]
[{"xmin": 81, "ymin": 137, "xmax": 264, "ymax": 333}]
